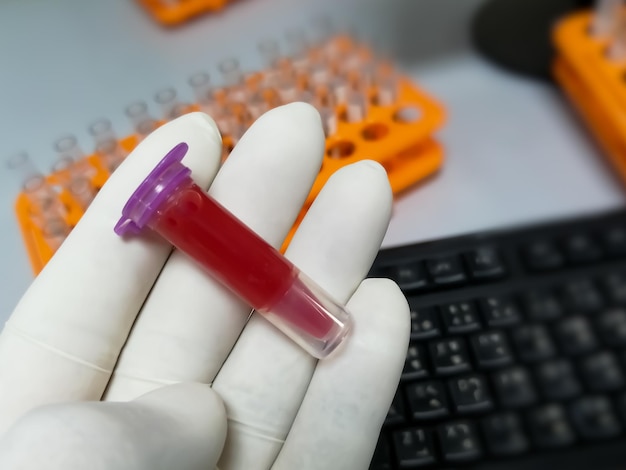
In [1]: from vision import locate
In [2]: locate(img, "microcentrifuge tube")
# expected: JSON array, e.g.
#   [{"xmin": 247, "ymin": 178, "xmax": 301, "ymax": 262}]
[
  {"xmin": 214, "ymin": 113, "xmax": 238, "ymax": 139},
  {"xmin": 96, "ymin": 139, "xmax": 127, "ymax": 174},
  {"xmin": 276, "ymin": 76, "xmax": 300, "ymax": 104},
  {"xmin": 608, "ymin": 8, "xmax": 626, "ymax": 60},
  {"xmin": 89, "ymin": 119, "xmax": 128, "ymax": 173},
  {"xmin": 344, "ymin": 89, "xmax": 368, "ymax": 122},
  {"xmin": 246, "ymin": 91, "xmax": 271, "ymax": 121},
  {"xmin": 188, "ymin": 72, "xmax": 220, "ymax": 116},
  {"xmin": 330, "ymin": 76, "xmax": 350, "ymax": 105},
  {"xmin": 219, "ymin": 58, "xmax": 247, "ymax": 104},
  {"xmin": 115, "ymin": 142, "xmax": 353, "ymax": 359},
  {"xmin": 298, "ymin": 89, "xmax": 314, "ymax": 106},
  {"xmin": 309, "ymin": 64, "xmax": 331, "ymax": 89},
  {"xmin": 54, "ymin": 134, "xmax": 97, "ymax": 180},
  {"xmin": 89, "ymin": 118, "xmax": 117, "ymax": 145},
  {"xmin": 258, "ymin": 38, "xmax": 283, "ymax": 69},
  {"xmin": 54, "ymin": 135, "xmax": 85, "ymax": 161},
  {"xmin": 154, "ymin": 87, "xmax": 189, "ymax": 120},
  {"xmin": 125, "ymin": 101, "xmax": 158, "ymax": 140},
  {"xmin": 348, "ymin": 61, "xmax": 375, "ymax": 92},
  {"xmin": 52, "ymin": 156, "xmax": 97, "ymax": 210},
  {"xmin": 318, "ymin": 105, "xmax": 338, "ymax": 137},
  {"xmin": 42, "ymin": 216, "xmax": 71, "ymax": 251},
  {"xmin": 592, "ymin": 0, "xmax": 623, "ymax": 37},
  {"xmin": 374, "ymin": 75, "xmax": 399, "ymax": 106},
  {"xmin": 7, "ymin": 152, "xmax": 67, "ymax": 220},
  {"xmin": 220, "ymin": 58, "xmax": 244, "ymax": 84}
]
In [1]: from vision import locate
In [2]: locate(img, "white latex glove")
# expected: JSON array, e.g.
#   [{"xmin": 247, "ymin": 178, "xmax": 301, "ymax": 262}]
[{"xmin": 0, "ymin": 103, "xmax": 410, "ymax": 470}]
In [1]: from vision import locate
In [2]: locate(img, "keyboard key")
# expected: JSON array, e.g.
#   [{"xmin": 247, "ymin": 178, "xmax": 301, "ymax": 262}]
[
  {"xmin": 512, "ymin": 324, "xmax": 556, "ymax": 362},
  {"xmin": 492, "ymin": 366, "xmax": 537, "ymax": 408},
  {"xmin": 535, "ymin": 359, "xmax": 581, "ymax": 400},
  {"xmin": 580, "ymin": 352, "xmax": 625, "ymax": 392},
  {"xmin": 562, "ymin": 233, "xmax": 602, "ymax": 264},
  {"xmin": 522, "ymin": 289, "xmax": 562, "ymax": 321},
  {"xmin": 602, "ymin": 272, "xmax": 626, "ymax": 306},
  {"xmin": 479, "ymin": 296, "xmax": 522, "ymax": 328},
  {"xmin": 554, "ymin": 316, "xmax": 597, "ymax": 356},
  {"xmin": 402, "ymin": 343, "xmax": 429, "ymax": 380},
  {"xmin": 601, "ymin": 225, "xmax": 626, "ymax": 257},
  {"xmin": 523, "ymin": 240, "xmax": 564, "ymax": 271},
  {"xmin": 615, "ymin": 391, "xmax": 626, "ymax": 424},
  {"xmin": 369, "ymin": 437, "xmax": 392, "ymax": 470},
  {"xmin": 465, "ymin": 247, "xmax": 506, "ymax": 280},
  {"xmin": 425, "ymin": 256, "xmax": 466, "ymax": 285},
  {"xmin": 429, "ymin": 338, "xmax": 471, "ymax": 375},
  {"xmin": 384, "ymin": 392, "xmax": 406, "ymax": 426},
  {"xmin": 449, "ymin": 374, "xmax": 493, "ymax": 414},
  {"xmin": 392, "ymin": 429, "xmax": 436, "ymax": 468},
  {"xmin": 560, "ymin": 279, "xmax": 604, "ymax": 313},
  {"xmin": 438, "ymin": 422, "xmax": 482, "ymax": 463},
  {"xmin": 380, "ymin": 261, "xmax": 429, "ymax": 292},
  {"xmin": 528, "ymin": 404, "xmax": 575, "ymax": 448},
  {"xmin": 408, "ymin": 304, "xmax": 441, "ymax": 340},
  {"xmin": 596, "ymin": 308, "xmax": 626, "ymax": 347},
  {"xmin": 405, "ymin": 381, "xmax": 449, "ymax": 420},
  {"xmin": 482, "ymin": 412, "xmax": 529, "ymax": 456},
  {"xmin": 471, "ymin": 331, "xmax": 513, "ymax": 368},
  {"xmin": 569, "ymin": 396, "xmax": 621, "ymax": 440},
  {"xmin": 440, "ymin": 301, "xmax": 481, "ymax": 334}
]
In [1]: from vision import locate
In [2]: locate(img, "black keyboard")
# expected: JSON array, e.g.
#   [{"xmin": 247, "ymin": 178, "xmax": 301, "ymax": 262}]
[{"xmin": 368, "ymin": 209, "xmax": 626, "ymax": 470}]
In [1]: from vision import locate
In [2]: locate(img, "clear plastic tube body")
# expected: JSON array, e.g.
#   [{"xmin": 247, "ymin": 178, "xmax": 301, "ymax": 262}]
[
  {"xmin": 152, "ymin": 181, "xmax": 351, "ymax": 358},
  {"xmin": 115, "ymin": 143, "xmax": 352, "ymax": 359}
]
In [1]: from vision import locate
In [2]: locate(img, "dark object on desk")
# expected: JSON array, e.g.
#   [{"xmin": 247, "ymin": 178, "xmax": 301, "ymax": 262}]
[
  {"xmin": 471, "ymin": 0, "xmax": 592, "ymax": 81},
  {"xmin": 369, "ymin": 208, "xmax": 626, "ymax": 469}
]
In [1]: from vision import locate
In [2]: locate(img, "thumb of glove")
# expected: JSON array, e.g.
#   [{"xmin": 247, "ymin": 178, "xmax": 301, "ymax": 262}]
[{"xmin": 0, "ymin": 383, "xmax": 227, "ymax": 470}]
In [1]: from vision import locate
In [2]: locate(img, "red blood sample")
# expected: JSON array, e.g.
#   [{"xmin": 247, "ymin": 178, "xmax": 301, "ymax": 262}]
[{"xmin": 153, "ymin": 180, "xmax": 334, "ymax": 338}]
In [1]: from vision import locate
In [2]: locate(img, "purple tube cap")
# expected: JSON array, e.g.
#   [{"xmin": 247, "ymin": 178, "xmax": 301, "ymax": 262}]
[{"xmin": 114, "ymin": 142, "xmax": 192, "ymax": 236}]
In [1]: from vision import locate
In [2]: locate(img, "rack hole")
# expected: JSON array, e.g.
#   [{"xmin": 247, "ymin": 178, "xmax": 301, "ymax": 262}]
[
  {"xmin": 361, "ymin": 123, "xmax": 389, "ymax": 141},
  {"xmin": 327, "ymin": 141, "xmax": 355, "ymax": 159}
]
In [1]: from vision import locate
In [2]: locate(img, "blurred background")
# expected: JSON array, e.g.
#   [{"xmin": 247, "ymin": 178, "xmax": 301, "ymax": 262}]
[
  {"xmin": 1, "ymin": 0, "xmax": 623, "ymax": 317},
  {"xmin": 5, "ymin": 1, "xmax": 626, "ymax": 469}
]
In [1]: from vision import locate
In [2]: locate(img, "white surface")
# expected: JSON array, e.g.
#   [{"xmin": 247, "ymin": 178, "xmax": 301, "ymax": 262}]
[{"xmin": 0, "ymin": 0, "xmax": 624, "ymax": 322}]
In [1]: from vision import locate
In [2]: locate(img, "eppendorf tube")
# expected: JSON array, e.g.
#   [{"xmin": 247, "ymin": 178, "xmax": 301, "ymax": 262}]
[
  {"xmin": 608, "ymin": 8, "xmax": 626, "ymax": 60},
  {"xmin": 89, "ymin": 119, "xmax": 128, "ymax": 173},
  {"xmin": 114, "ymin": 143, "xmax": 353, "ymax": 359},
  {"xmin": 42, "ymin": 216, "xmax": 71, "ymax": 251},
  {"xmin": 7, "ymin": 152, "xmax": 66, "ymax": 220},
  {"xmin": 591, "ymin": 0, "xmax": 623, "ymax": 37},
  {"xmin": 188, "ymin": 72, "xmax": 220, "ymax": 116},
  {"xmin": 52, "ymin": 156, "xmax": 97, "ymax": 210},
  {"xmin": 125, "ymin": 101, "xmax": 158, "ymax": 141}
]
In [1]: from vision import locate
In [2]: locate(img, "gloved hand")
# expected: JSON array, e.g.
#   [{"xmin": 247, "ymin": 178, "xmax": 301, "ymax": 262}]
[{"xmin": 0, "ymin": 103, "xmax": 410, "ymax": 470}]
